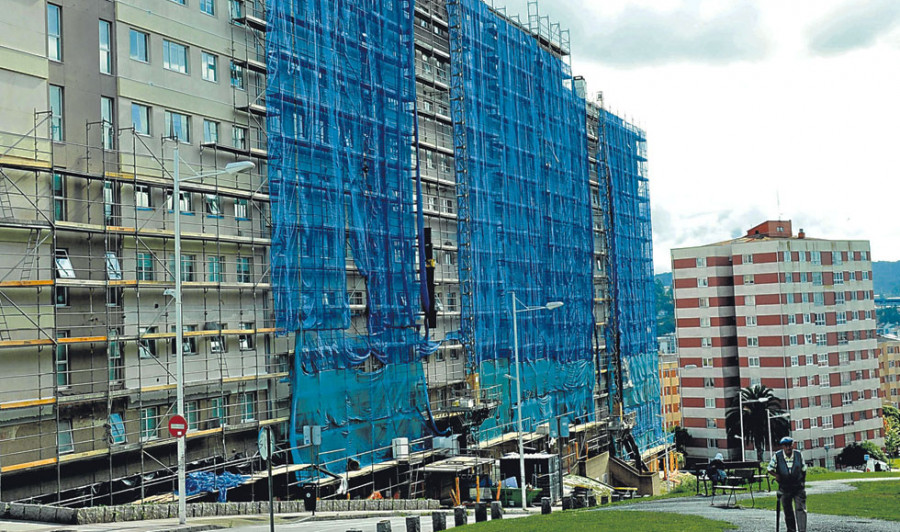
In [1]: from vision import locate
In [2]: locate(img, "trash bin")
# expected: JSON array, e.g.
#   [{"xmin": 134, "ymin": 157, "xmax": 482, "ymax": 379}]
[{"xmin": 301, "ymin": 484, "xmax": 317, "ymax": 512}]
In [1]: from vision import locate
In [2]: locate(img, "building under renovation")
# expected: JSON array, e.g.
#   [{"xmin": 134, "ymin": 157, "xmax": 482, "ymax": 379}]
[{"xmin": 0, "ymin": 0, "xmax": 660, "ymax": 504}]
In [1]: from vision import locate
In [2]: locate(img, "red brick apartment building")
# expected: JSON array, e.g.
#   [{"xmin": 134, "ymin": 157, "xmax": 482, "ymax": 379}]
[{"xmin": 672, "ymin": 221, "xmax": 883, "ymax": 466}]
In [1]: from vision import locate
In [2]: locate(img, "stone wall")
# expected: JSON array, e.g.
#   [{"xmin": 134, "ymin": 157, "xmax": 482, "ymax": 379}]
[{"xmin": 0, "ymin": 499, "xmax": 439, "ymax": 525}]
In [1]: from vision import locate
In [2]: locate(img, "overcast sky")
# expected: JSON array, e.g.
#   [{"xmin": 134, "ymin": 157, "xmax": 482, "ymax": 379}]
[{"xmin": 501, "ymin": 0, "xmax": 900, "ymax": 272}]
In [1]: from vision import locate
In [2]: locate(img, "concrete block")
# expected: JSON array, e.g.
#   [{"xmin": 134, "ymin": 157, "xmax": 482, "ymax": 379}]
[
  {"xmin": 376, "ymin": 519, "xmax": 392, "ymax": 532},
  {"xmin": 429, "ymin": 500, "xmax": 439, "ymax": 510},
  {"xmin": 490, "ymin": 501, "xmax": 503, "ymax": 520},
  {"xmin": 7, "ymin": 503, "xmax": 25, "ymax": 520},
  {"xmin": 37, "ymin": 505, "xmax": 57, "ymax": 523},
  {"xmin": 431, "ymin": 511, "xmax": 447, "ymax": 531},
  {"xmin": 319, "ymin": 499, "xmax": 332, "ymax": 512},
  {"xmin": 453, "ymin": 506, "xmax": 467, "ymax": 527},
  {"xmin": 405, "ymin": 515, "xmax": 421, "ymax": 532},
  {"xmin": 474, "ymin": 502, "xmax": 487, "ymax": 523},
  {"xmin": 22, "ymin": 504, "xmax": 41, "ymax": 522}
]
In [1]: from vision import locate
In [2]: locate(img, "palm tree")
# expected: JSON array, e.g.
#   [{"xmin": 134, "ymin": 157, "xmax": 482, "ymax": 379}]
[{"xmin": 725, "ymin": 385, "xmax": 790, "ymax": 461}]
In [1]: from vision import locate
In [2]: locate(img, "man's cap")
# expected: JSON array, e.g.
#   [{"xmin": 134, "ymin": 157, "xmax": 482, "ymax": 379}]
[{"xmin": 779, "ymin": 437, "xmax": 794, "ymax": 445}]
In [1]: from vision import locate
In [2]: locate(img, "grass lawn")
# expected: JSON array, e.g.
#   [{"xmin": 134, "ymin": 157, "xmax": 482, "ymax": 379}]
[
  {"xmin": 754, "ymin": 480, "xmax": 900, "ymax": 521},
  {"xmin": 463, "ymin": 510, "xmax": 736, "ymax": 531},
  {"xmin": 806, "ymin": 470, "xmax": 900, "ymax": 482}
]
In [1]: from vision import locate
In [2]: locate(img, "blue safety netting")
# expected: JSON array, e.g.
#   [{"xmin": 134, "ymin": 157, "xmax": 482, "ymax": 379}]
[
  {"xmin": 181, "ymin": 471, "xmax": 249, "ymax": 503},
  {"xmin": 447, "ymin": 0, "xmax": 595, "ymax": 439},
  {"xmin": 598, "ymin": 110, "xmax": 662, "ymax": 452},
  {"xmin": 267, "ymin": 0, "xmax": 428, "ymax": 472}
]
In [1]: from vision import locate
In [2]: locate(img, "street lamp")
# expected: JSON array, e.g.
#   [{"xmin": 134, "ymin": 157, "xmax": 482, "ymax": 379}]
[
  {"xmin": 766, "ymin": 412, "xmax": 790, "ymax": 459},
  {"xmin": 172, "ymin": 145, "xmax": 254, "ymax": 524},
  {"xmin": 738, "ymin": 393, "xmax": 768, "ymax": 461},
  {"xmin": 510, "ymin": 291, "xmax": 563, "ymax": 510}
]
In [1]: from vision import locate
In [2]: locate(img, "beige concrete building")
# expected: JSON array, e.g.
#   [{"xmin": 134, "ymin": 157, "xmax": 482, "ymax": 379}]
[
  {"xmin": 659, "ymin": 353, "xmax": 681, "ymax": 431},
  {"xmin": 672, "ymin": 221, "xmax": 883, "ymax": 466}
]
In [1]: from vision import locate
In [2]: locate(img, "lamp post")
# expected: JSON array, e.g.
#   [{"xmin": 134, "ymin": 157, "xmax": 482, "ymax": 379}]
[
  {"xmin": 766, "ymin": 411, "xmax": 790, "ymax": 460},
  {"xmin": 510, "ymin": 291, "xmax": 563, "ymax": 510},
  {"xmin": 172, "ymin": 145, "xmax": 254, "ymax": 524}
]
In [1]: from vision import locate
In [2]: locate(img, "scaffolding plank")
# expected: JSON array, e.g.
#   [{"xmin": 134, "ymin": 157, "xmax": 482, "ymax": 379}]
[
  {"xmin": 0, "ymin": 397, "xmax": 56, "ymax": 409},
  {"xmin": 1, "ymin": 457, "xmax": 56, "ymax": 473},
  {"xmin": 0, "ymin": 338, "xmax": 53, "ymax": 348},
  {"xmin": 0, "ymin": 279, "xmax": 53, "ymax": 287}
]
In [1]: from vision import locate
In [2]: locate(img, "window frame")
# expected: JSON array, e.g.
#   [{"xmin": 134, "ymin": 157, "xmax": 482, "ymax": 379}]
[
  {"xmin": 201, "ymin": 51, "xmax": 218, "ymax": 82},
  {"xmin": 49, "ymin": 85, "xmax": 64, "ymax": 141},
  {"xmin": 162, "ymin": 39, "xmax": 189, "ymax": 74},
  {"xmin": 164, "ymin": 110, "xmax": 191, "ymax": 143},
  {"xmin": 132, "ymin": 103, "xmax": 151, "ymax": 136},
  {"xmin": 48, "ymin": 4, "xmax": 62, "ymax": 61},
  {"xmin": 129, "ymin": 29, "xmax": 149, "ymax": 62},
  {"xmin": 99, "ymin": 20, "xmax": 112, "ymax": 74}
]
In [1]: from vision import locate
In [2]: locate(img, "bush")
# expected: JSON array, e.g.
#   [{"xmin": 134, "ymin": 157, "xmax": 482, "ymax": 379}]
[{"xmin": 837, "ymin": 442, "xmax": 887, "ymax": 467}]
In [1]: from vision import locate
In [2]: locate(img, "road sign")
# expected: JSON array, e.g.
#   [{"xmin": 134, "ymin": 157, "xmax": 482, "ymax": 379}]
[
  {"xmin": 168, "ymin": 415, "xmax": 188, "ymax": 438},
  {"xmin": 258, "ymin": 427, "xmax": 274, "ymax": 461}
]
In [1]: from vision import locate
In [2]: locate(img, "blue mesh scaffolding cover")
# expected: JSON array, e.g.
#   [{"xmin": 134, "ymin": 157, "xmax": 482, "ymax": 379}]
[
  {"xmin": 267, "ymin": 0, "xmax": 426, "ymax": 471},
  {"xmin": 447, "ymin": 0, "xmax": 595, "ymax": 439},
  {"xmin": 599, "ymin": 109, "xmax": 662, "ymax": 452}
]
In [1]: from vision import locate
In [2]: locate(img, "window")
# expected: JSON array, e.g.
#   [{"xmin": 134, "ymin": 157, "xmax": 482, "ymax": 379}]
[
  {"xmin": 201, "ymin": 51, "xmax": 217, "ymax": 82},
  {"xmin": 164, "ymin": 110, "xmax": 190, "ymax": 142},
  {"xmin": 56, "ymin": 330, "xmax": 69, "ymax": 387},
  {"xmin": 790, "ymin": 355, "xmax": 798, "ymax": 366},
  {"xmin": 99, "ymin": 20, "xmax": 112, "ymax": 73},
  {"xmin": 744, "ymin": 275, "xmax": 754, "ymax": 285},
  {"xmin": 702, "ymin": 356, "xmax": 713, "ymax": 367},
  {"xmin": 822, "ymin": 395, "xmax": 831, "ymax": 408},
  {"xmin": 789, "ymin": 335, "xmax": 798, "ymax": 346},
  {"xmin": 203, "ymin": 119, "xmax": 219, "ymax": 144},
  {"xmin": 185, "ymin": 401, "xmax": 200, "ymax": 431},
  {"xmin": 240, "ymin": 392, "xmax": 256, "ymax": 422},
  {"xmin": 696, "ymin": 257, "xmax": 706, "ymax": 268},
  {"xmin": 140, "ymin": 407, "xmax": 159, "ymax": 441},
  {"xmin": 58, "ymin": 420, "xmax": 74, "ymax": 454},
  {"xmin": 842, "ymin": 392, "xmax": 853, "ymax": 405},
  {"xmin": 747, "ymin": 337, "xmax": 759, "ymax": 347},
  {"xmin": 815, "ymin": 313, "xmax": 826, "ymax": 326},
  {"xmin": 707, "ymin": 439, "xmax": 717, "ymax": 449},
  {"xmin": 782, "ymin": 251, "xmax": 791, "ymax": 262},
  {"xmin": 750, "ymin": 376, "xmax": 761, "ymax": 387},
  {"xmin": 746, "ymin": 315, "xmax": 757, "ymax": 326},
  {"xmin": 820, "ymin": 374, "xmax": 830, "ymax": 387},
  {"xmin": 207, "ymin": 255, "xmax": 224, "ymax": 282},
  {"xmin": 163, "ymin": 40, "xmax": 189, "ymax": 73},
  {"xmin": 743, "ymin": 254, "xmax": 753, "ymax": 264},
  {"xmin": 748, "ymin": 356, "xmax": 760, "ymax": 367},
  {"xmin": 205, "ymin": 194, "xmax": 221, "ymax": 215},
  {"xmin": 169, "ymin": 0, "xmax": 186, "ymax": 4},
  {"xmin": 837, "ymin": 312, "xmax": 846, "ymax": 325},
  {"xmin": 230, "ymin": 61, "xmax": 245, "ymax": 89},
  {"xmin": 706, "ymin": 419, "xmax": 717, "ymax": 429},
  {"xmin": 108, "ymin": 330, "xmax": 123, "ymax": 382},
  {"xmin": 105, "ymin": 252, "xmax": 122, "ymax": 280},
  {"xmin": 52, "ymin": 173, "xmax": 66, "ymax": 221},
  {"xmin": 109, "ymin": 413, "xmax": 126, "ymax": 444},
  {"xmin": 48, "ymin": 4, "xmax": 62, "ymax": 61},
  {"xmin": 200, "ymin": 0, "xmax": 216, "ymax": 15},
  {"xmin": 210, "ymin": 397, "xmax": 226, "ymax": 427},
  {"xmin": 704, "ymin": 377, "xmax": 715, "ymax": 388},
  {"xmin": 50, "ymin": 85, "xmax": 64, "ymax": 141},
  {"xmin": 139, "ymin": 326, "xmax": 157, "ymax": 358},
  {"xmin": 210, "ymin": 324, "xmax": 226, "ymax": 353},
  {"xmin": 814, "ymin": 292, "xmax": 824, "ymax": 306},
  {"xmin": 700, "ymin": 317, "xmax": 710, "ymax": 328},
  {"xmin": 181, "ymin": 254, "xmax": 196, "ymax": 281},
  {"xmin": 55, "ymin": 249, "xmax": 75, "ymax": 279},
  {"xmin": 136, "ymin": 252, "xmax": 154, "ymax": 281},
  {"xmin": 171, "ymin": 324, "xmax": 197, "ymax": 355},
  {"xmin": 833, "ymin": 251, "xmax": 843, "ymax": 265},
  {"xmin": 129, "ymin": 29, "xmax": 149, "ymax": 62},
  {"xmin": 239, "ymin": 322, "xmax": 255, "ymax": 350},
  {"xmin": 236, "ymin": 256, "xmax": 252, "ymax": 283},
  {"xmin": 135, "ymin": 184, "xmax": 151, "ymax": 208},
  {"xmin": 234, "ymin": 198, "xmax": 249, "ymax": 219},
  {"xmin": 704, "ymin": 397, "xmax": 715, "ymax": 409},
  {"xmin": 699, "ymin": 297, "xmax": 709, "ymax": 308},
  {"xmin": 232, "ymin": 126, "xmax": 247, "ymax": 150},
  {"xmin": 132, "ymin": 103, "xmax": 151, "ymax": 135},
  {"xmin": 745, "ymin": 294, "xmax": 755, "ymax": 306},
  {"xmin": 101, "ymin": 96, "xmax": 115, "ymax": 149},
  {"xmin": 816, "ymin": 334, "xmax": 827, "ymax": 346},
  {"xmin": 167, "ymin": 190, "xmax": 193, "ymax": 213},
  {"xmin": 812, "ymin": 272, "xmax": 823, "ymax": 286},
  {"xmin": 833, "ymin": 272, "xmax": 844, "ymax": 285}
]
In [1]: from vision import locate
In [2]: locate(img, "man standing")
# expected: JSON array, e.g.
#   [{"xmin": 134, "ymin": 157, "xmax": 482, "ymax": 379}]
[{"xmin": 768, "ymin": 437, "xmax": 807, "ymax": 532}]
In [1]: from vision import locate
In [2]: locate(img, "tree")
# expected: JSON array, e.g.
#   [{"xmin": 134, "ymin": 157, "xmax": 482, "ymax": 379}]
[
  {"xmin": 725, "ymin": 385, "xmax": 789, "ymax": 461},
  {"xmin": 837, "ymin": 442, "xmax": 888, "ymax": 468},
  {"xmin": 884, "ymin": 406, "xmax": 900, "ymax": 458},
  {"xmin": 672, "ymin": 425, "xmax": 691, "ymax": 455}
]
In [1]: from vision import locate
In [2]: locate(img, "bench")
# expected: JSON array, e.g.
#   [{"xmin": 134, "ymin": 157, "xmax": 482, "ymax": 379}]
[
  {"xmin": 711, "ymin": 469, "xmax": 757, "ymax": 508},
  {"xmin": 693, "ymin": 460, "xmax": 770, "ymax": 507}
]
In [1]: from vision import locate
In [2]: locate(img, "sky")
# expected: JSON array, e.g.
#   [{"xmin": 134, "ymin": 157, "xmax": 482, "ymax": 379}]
[{"xmin": 500, "ymin": 0, "xmax": 900, "ymax": 272}]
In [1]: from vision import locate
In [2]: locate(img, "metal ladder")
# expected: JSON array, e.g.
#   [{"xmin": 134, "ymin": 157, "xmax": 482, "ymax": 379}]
[{"xmin": 20, "ymin": 229, "xmax": 42, "ymax": 280}]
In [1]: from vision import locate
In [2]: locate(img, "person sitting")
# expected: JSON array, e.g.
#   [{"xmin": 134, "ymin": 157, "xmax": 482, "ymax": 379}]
[{"xmin": 707, "ymin": 453, "xmax": 728, "ymax": 484}]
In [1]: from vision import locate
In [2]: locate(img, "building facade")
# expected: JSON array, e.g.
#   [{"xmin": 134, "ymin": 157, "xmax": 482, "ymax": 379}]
[
  {"xmin": 673, "ymin": 221, "xmax": 883, "ymax": 466},
  {"xmin": 878, "ymin": 334, "xmax": 900, "ymax": 408}
]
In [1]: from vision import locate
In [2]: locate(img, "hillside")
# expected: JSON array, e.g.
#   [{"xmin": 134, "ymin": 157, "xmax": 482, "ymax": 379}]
[{"xmin": 874, "ymin": 261, "xmax": 900, "ymax": 297}]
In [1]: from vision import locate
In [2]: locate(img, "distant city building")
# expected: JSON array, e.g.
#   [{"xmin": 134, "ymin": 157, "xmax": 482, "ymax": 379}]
[
  {"xmin": 878, "ymin": 334, "xmax": 900, "ymax": 408},
  {"xmin": 672, "ymin": 220, "xmax": 883, "ymax": 466},
  {"xmin": 658, "ymin": 333, "xmax": 678, "ymax": 355},
  {"xmin": 659, "ymin": 352, "xmax": 681, "ymax": 431}
]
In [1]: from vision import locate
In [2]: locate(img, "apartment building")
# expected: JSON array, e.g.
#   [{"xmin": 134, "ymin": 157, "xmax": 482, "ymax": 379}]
[
  {"xmin": 878, "ymin": 334, "xmax": 900, "ymax": 408},
  {"xmin": 0, "ymin": 0, "xmax": 290, "ymax": 503},
  {"xmin": 673, "ymin": 221, "xmax": 883, "ymax": 466},
  {"xmin": 659, "ymin": 353, "xmax": 681, "ymax": 431}
]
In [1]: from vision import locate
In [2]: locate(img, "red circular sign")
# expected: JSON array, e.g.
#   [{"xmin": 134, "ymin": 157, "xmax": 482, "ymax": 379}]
[{"xmin": 168, "ymin": 415, "xmax": 188, "ymax": 438}]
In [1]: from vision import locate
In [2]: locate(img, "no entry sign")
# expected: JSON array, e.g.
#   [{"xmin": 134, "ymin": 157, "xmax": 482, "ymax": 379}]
[{"xmin": 168, "ymin": 414, "xmax": 188, "ymax": 438}]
